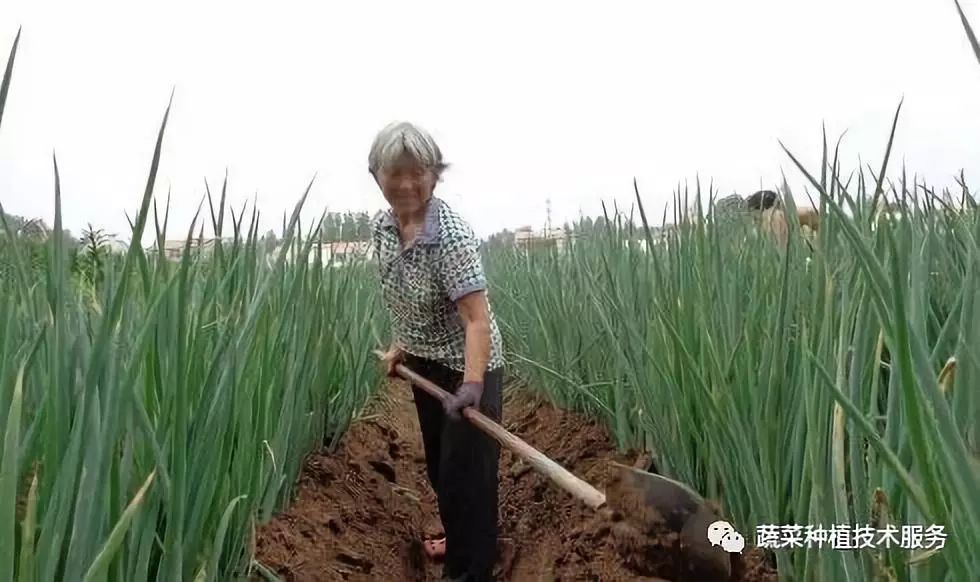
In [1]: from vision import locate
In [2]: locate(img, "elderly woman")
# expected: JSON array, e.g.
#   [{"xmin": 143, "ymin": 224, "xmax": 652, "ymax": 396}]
[{"xmin": 369, "ymin": 121, "xmax": 506, "ymax": 582}]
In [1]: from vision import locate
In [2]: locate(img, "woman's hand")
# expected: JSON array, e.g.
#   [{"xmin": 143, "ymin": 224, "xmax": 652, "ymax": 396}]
[
  {"xmin": 380, "ymin": 346, "xmax": 405, "ymax": 377},
  {"xmin": 443, "ymin": 381, "xmax": 483, "ymax": 421}
]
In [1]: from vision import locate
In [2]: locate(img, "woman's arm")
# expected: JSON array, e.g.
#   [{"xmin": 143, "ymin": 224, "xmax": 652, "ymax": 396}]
[
  {"xmin": 441, "ymin": 289, "xmax": 492, "ymax": 419},
  {"xmin": 456, "ymin": 290, "xmax": 492, "ymax": 383}
]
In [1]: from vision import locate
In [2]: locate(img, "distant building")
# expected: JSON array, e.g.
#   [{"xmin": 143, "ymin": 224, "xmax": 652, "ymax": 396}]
[
  {"xmin": 513, "ymin": 226, "xmax": 573, "ymax": 253},
  {"xmin": 272, "ymin": 240, "xmax": 375, "ymax": 266},
  {"xmin": 633, "ymin": 224, "xmax": 673, "ymax": 248},
  {"xmin": 624, "ymin": 238, "xmax": 650, "ymax": 253},
  {"xmin": 106, "ymin": 239, "xmax": 130, "ymax": 254},
  {"xmin": 322, "ymin": 240, "xmax": 374, "ymax": 265},
  {"xmin": 872, "ymin": 201, "xmax": 905, "ymax": 228},
  {"xmin": 151, "ymin": 237, "xmax": 233, "ymax": 261}
]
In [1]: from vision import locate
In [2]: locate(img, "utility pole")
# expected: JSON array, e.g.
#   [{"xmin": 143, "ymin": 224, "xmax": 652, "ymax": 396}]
[{"xmin": 546, "ymin": 197, "xmax": 552, "ymax": 233}]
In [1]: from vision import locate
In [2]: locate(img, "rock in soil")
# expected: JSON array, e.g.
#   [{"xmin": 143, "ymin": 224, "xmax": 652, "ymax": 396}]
[{"xmin": 253, "ymin": 380, "xmax": 778, "ymax": 581}]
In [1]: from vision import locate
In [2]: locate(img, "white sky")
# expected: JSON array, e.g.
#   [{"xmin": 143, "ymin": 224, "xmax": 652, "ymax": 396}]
[{"xmin": 2, "ymin": 0, "xmax": 980, "ymax": 243}]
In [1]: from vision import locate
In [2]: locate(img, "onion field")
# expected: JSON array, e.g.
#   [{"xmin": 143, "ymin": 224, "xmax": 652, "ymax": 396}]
[{"xmin": 488, "ymin": 171, "xmax": 980, "ymax": 580}]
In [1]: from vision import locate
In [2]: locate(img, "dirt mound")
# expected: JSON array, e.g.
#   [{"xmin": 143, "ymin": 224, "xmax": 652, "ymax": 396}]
[{"xmin": 254, "ymin": 381, "xmax": 777, "ymax": 581}]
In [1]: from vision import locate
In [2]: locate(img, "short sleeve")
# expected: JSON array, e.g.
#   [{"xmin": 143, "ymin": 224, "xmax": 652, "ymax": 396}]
[{"xmin": 438, "ymin": 216, "xmax": 488, "ymax": 302}]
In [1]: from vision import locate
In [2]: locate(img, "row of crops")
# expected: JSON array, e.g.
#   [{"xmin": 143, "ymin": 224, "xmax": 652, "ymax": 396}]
[
  {"xmin": 488, "ymin": 168, "xmax": 980, "ymax": 580},
  {"xmin": 1, "ymin": 31, "xmax": 385, "ymax": 581}
]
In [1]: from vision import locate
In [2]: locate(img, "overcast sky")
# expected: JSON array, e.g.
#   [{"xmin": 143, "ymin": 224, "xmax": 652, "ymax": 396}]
[{"xmin": 2, "ymin": 0, "xmax": 980, "ymax": 243}]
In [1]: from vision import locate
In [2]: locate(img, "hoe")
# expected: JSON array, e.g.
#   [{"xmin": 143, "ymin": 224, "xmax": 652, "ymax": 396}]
[{"xmin": 374, "ymin": 350, "xmax": 736, "ymax": 580}]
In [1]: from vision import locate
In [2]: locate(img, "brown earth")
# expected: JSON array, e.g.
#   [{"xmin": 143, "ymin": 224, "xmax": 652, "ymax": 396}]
[{"xmin": 253, "ymin": 380, "xmax": 777, "ymax": 581}]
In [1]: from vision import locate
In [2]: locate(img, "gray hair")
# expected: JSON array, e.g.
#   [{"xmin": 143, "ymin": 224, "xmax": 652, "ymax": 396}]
[{"xmin": 368, "ymin": 121, "xmax": 449, "ymax": 179}]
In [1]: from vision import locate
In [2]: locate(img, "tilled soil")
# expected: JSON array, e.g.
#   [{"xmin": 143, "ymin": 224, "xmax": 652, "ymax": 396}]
[{"xmin": 253, "ymin": 380, "xmax": 777, "ymax": 581}]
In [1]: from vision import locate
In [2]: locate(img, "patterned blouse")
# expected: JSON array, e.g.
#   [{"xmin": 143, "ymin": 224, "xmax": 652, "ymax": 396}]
[{"xmin": 371, "ymin": 196, "xmax": 505, "ymax": 373}]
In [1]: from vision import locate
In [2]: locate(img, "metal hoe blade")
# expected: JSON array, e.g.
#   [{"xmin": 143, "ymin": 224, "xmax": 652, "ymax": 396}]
[{"xmin": 606, "ymin": 463, "xmax": 734, "ymax": 580}]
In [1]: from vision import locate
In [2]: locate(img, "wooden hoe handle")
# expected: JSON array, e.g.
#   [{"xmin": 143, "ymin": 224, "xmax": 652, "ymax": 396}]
[{"xmin": 373, "ymin": 350, "xmax": 607, "ymax": 510}]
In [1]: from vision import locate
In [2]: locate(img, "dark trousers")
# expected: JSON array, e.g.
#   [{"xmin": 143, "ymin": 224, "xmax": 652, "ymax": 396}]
[{"xmin": 403, "ymin": 353, "xmax": 503, "ymax": 582}]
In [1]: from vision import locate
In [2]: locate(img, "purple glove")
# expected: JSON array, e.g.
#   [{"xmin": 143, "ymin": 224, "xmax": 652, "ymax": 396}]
[{"xmin": 444, "ymin": 381, "xmax": 483, "ymax": 421}]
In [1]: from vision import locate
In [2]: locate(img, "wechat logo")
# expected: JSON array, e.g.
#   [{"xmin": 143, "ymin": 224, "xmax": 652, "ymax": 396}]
[{"xmin": 708, "ymin": 520, "xmax": 745, "ymax": 553}]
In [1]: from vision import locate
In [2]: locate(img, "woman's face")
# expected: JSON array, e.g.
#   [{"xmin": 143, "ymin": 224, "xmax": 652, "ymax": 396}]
[{"xmin": 376, "ymin": 153, "xmax": 437, "ymax": 217}]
